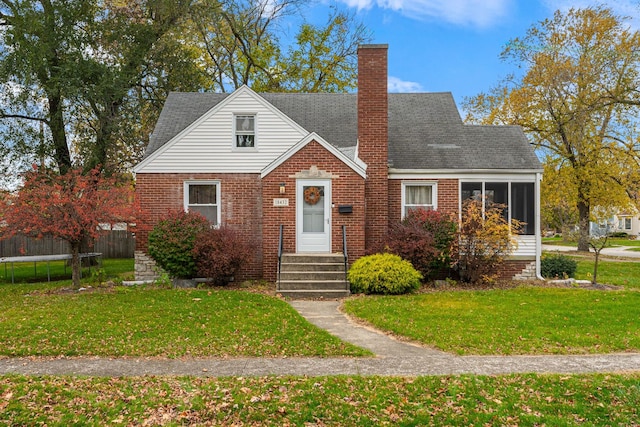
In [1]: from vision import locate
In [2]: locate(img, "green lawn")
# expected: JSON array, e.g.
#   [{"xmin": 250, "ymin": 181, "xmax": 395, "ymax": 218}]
[
  {"xmin": 3, "ymin": 257, "xmax": 640, "ymax": 358},
  {"xmin": 343, "ymin": 287, "xmax": 640, "ymax": 355},
  {"xmin": 0, "ymin": 258, "xmax": 134, "ymax": 284},
  {"xmin": 2, "ymin": 262, "xmax": 640, "ymax": 424},
  {"xmin": 0, "ymin": 261, "xmax": 369, "ymax": 358},
  {"xmin": 2, "ymin": 373, "xmax": 639, "ymax": 425},
  {"xmin": 0, "ymin": 286, "xmax": 367, "ymax": 357},
  {"xmin": 574, "ymin": 258, "xmax": 640, "ymax": 289}
]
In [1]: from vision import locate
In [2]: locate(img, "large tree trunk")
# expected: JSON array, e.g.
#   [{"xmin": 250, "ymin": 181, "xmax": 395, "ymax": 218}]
[
  {"xmin": 85, "ymin": 112, "xmax": 111, "ymax": 173},
  {"xmin": 577, "ymin": 199, "xmax": 590, "ymax": 252},
  {"xmin": 48, "ymin": 93, "xmax": 72, "ymax": 174},
  {"xmin": 40, "ymin": 0, "xmax": 72, "ymax": 174}
]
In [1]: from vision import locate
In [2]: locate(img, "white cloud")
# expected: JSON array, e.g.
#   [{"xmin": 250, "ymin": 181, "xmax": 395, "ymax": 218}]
[
  {"xmin": 338, "ymin": 0, "xmax": 511, "ymax": 27},
  {"xmin": 388, "ymin": 76, "xmax": 423, "ymax": 92}
]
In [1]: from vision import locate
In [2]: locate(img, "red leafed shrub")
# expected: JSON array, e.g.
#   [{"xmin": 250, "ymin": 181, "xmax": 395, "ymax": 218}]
[
  {"xmin": 376, "ymin": 209, "xmax": 458, "ymax": 281},
  {"xmin": 0, "ymin": 166, "xmax": 143, "ymax": 288},
  {"xmin": 193, "ymin": 226, "xmax": 253, "ymax": 285}
]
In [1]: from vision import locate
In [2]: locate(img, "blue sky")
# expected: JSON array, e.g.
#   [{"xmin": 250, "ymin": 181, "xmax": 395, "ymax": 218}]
[{"xmin": 302, "ymin": 0, "xmax": 640, "ymax": 105}]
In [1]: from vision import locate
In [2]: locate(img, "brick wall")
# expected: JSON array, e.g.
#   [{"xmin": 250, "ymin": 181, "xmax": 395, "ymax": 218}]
[
  {"xmin": 437, "ymin": 179, "xmax": 459, "ymax": 214},
  {"xmin": 262, "ymin": 140, "xmax": 366, "ymax": 282},
  {"xmin": 500, "ymin": 260, "xmax": 537, "ymax": 280},
  {"xmin": 135, "ymin": 173, "xmax": 263, "ymax": 281},
  {"xmin": 358, "ymin": 44, "xmax": 389, "ymax": 251},
  {"xmin": 388, "ymin": 178, "xmax": 459, "ymax": 224},
  {"xmin": 136, "ymin": 171, "xmax": 534, "ymax": 282}
]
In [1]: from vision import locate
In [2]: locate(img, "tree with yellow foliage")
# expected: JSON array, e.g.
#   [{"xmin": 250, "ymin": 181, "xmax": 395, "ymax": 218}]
[
  {"xmin": 465, "ymin": 7, "xmax": 640, "ymax": 251},
  {"xmin": 456, "ymin": 199, "xmax": 519, "ymax": 285}
]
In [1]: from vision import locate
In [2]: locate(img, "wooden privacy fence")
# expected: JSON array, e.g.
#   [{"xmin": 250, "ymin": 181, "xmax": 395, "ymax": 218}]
[{"xmin": 0, "ymin": 230, "xmax": 135, "ymax": 259}]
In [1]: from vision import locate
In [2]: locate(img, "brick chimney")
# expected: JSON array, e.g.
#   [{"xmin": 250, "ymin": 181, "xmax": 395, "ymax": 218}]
[{"xmin": 357, "ymin": 44, "xmax": 389, "ymax": 251}]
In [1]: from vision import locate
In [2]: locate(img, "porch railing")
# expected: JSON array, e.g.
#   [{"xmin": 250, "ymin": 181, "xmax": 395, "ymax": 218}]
[
  {"xmin": 277, "ymin": 224, "xmax": 284, "ymax": 289},
  {"xmin": 342, "ymin": 225, "xmax": 349, "ymax": 287}
]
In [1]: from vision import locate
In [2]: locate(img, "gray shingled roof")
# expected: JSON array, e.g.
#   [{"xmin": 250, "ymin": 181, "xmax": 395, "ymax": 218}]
[
  {"xmin": 143, "ymin": 91, "xmax": 541, "ymax": 171},
  {"xmin": 144, "ymin": 92, "xmax": 229, "ymax": 159}
]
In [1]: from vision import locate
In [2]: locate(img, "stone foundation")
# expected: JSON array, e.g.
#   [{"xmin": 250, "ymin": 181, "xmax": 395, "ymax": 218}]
[
  {"xmin": 135, "ymin": 251, "xmax": 160, "ymax": 281},
  {"xmin": 487, "ymin": 259, "xmax": 539, "ymax": 281},
  {"xmin": 510, "ymin": 261, "xmax": 538, "ymax": 280}
]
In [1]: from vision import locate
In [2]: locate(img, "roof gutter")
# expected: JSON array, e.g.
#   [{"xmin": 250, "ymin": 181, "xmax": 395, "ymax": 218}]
[
  {"xmin": 535, "ymin": 171, "xmax": 545, "ymax": 281},
  {"xmin": 389, "ymin": 168, "xmax": 544, "ymax": 175}
]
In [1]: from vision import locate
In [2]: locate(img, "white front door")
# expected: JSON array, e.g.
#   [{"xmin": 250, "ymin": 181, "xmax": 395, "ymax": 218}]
[{"xmin": 297, "ymin": 179, "xmax": 331, "ymax": 252}]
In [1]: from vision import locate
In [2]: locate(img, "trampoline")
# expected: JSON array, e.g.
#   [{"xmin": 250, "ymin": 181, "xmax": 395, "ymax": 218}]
[{"xmin": 0, "ymin": 253, "xmax": 102, "ymax": 284}]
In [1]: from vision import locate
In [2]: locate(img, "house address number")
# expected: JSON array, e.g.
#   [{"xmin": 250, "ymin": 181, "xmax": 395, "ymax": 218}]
[{"xmin": 273, "ymin": 198, "xmax": 289, "ymax": 207}]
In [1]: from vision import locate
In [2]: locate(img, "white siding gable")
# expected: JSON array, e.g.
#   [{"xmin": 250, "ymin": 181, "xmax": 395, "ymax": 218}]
[{"xmin": 135, "ymin": 86, "xmax": 309, "ymax": 173}]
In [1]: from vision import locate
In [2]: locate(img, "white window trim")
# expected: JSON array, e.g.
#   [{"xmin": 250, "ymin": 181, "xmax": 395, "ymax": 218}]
[
  {"xmin": 619, "ymin": 217, "xmax": 632, "ymax": 230},
  {"xmin": 401, "ymin": 181, "xmax": 437, "ymax": 218},
  {"xmin": 183, "ymin": 180, "xmax": 221, "ymax": 226},
  {"xmin": 233, "ymin": 113, "xmax": 258, "ymax": 151}
]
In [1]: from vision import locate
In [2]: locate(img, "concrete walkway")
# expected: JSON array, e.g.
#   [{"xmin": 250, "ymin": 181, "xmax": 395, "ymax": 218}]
[
  {"xmin": 288, "ymin": 300, "xmax": 446, "ymax": 358},
  {"xmin": 1, "ymin": 300, "xmax": 640, "ymax": 377}
]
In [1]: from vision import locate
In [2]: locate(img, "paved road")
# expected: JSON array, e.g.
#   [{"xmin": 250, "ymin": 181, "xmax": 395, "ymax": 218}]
[
  {"xmin": 1, "ymin": 301, "xmax": 639, "ymax": 377},
  {"xmin": 542, "ymin": 244, "xmax": 640, "ymax": 258}
]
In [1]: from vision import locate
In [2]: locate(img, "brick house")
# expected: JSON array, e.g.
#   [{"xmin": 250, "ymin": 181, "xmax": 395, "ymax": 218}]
[{"xmin": 134, "ymin": 44, "xmax": 543, "ymax": 294}]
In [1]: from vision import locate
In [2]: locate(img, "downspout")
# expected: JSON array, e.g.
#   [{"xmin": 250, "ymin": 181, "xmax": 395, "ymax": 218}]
[{"xmin": 535, "ymin": 171, "xmax": 544, "ymax": 280}]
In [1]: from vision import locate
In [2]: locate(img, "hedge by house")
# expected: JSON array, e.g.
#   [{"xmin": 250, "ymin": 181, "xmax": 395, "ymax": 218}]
[{"xmin": 348, "ymin": 253, "xmax": 422, "ymax": 295}]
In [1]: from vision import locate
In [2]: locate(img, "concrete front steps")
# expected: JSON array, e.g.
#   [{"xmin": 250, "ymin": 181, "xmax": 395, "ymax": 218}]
[{"xmin": 277, "ymin": 253, "xmax": 350, "ymax": 299}]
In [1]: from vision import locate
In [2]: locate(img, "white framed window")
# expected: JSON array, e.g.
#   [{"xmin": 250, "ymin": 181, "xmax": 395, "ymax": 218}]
[
  {"xmin": 402, "ymin": 182, "xmax": 437, "ymax": 217},
  {"xmin": 234, "ymin": 114, "xmax": 256, "ymax": 148},
  {"xmin": 184, "ymin": 181, "xmax": 220, "ymax": 226},
  {"xmin": 619, "ymin": 217, "xmax": 632, "ymax": 230}
]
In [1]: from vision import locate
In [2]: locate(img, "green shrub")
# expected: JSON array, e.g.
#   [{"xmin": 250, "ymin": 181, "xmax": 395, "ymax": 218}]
[
  {"xmin": 348, "ymin": 253, "xmax": 422, "ymax": 295},
  {"xmin": 609, "ymin": 231, "xmax": 630, "ymax": 238},
  {"xmin": 541, "ymin": 254, "xmax": 578, "ymax": 279},
  {"xmin": 148, "ymin": 210, "xmax": 211, "ymax": 279}
]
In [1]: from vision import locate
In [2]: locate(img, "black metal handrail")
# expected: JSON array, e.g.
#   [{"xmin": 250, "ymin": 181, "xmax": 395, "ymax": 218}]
[
  {"xmin": 277, "ymin": 224, "xmax": 284, "ymax": 289},
  {"xmin": 341, "ymin": 225, "xmax": 349, "ymax": 287}
]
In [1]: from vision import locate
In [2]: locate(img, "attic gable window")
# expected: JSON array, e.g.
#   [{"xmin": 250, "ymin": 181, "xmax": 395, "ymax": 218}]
[{"xmin": 235, "ymin": 114, "xmax": 255, "ymax": 148}]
